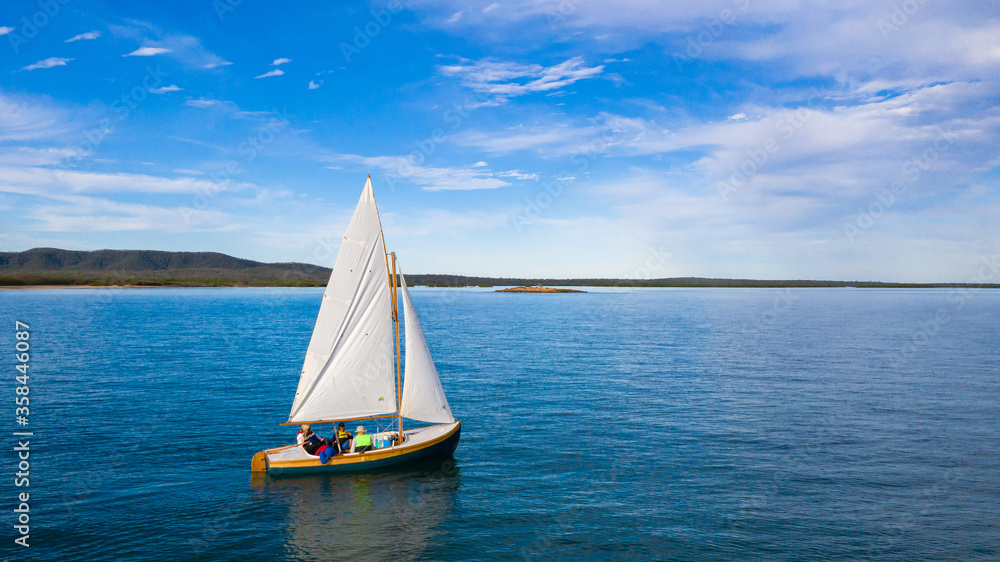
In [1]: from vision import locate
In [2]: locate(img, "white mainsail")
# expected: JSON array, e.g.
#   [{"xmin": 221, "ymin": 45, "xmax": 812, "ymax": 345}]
[
  {"xmin": 399, "ymin": 272, "xmax": 455, "ymax": 424},
  {"xmin": 287, "ymin": 178, "xmax": 397, "ymax": 423}
]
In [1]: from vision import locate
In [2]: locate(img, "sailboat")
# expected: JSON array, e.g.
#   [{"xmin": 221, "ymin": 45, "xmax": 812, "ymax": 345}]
[{"xmin": 251, "ymin": 177, "xmax": 461, "ymax": 475}]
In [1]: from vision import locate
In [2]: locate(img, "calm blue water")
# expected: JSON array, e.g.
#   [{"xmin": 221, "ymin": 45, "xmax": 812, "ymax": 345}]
[{"xmin": 0, "ymin": 287, "xmax": 997, "ymax": 560}]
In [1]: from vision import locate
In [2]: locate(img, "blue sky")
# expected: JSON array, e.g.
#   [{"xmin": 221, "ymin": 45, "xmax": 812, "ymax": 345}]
[{"xmin": 1, "ymin": 0, "xmax": 998, "ymax": 281}]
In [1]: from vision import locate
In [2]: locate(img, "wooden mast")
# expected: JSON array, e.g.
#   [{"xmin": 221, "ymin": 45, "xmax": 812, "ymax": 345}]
[{"xmin": 392, "ymin": 251, "xmax": 403, "ymax": 443}]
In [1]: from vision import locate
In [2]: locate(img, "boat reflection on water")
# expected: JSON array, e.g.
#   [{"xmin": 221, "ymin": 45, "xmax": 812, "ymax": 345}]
[{"xmin": 251, "ymin": 457, "xmax": 460, "ymax": 559}]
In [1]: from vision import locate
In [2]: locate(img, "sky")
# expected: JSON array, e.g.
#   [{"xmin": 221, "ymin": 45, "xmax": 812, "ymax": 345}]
[{"xmin": 0, "ymin": 0, "xmax": 998, "ymax": 282}]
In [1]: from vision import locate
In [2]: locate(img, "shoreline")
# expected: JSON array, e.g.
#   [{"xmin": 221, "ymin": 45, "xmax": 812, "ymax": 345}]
[
  {"xmin": 0, "ymin": 285, "xmax": 173, "ymax": 291},
  {"xmin": 3, "ymin": 284, "xmax": 999, "ymax": 291}
]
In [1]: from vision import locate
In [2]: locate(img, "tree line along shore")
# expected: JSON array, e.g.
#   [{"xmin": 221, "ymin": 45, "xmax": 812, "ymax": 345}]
[{"xmin": 1, "ymin": 248, "xmax": 997, "ymax": 289}]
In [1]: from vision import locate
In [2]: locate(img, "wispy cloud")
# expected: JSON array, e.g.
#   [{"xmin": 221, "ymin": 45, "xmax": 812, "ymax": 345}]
[
  {"xmin": 29, "ymin": 195, "xmax": 243, "ymax": 232},
  {"xmin": 0, "ymin": 166, "xmax": 249, "ymax": 195},
  {"xmin": 445, "ymin": 11, "xmax": 463, "ymax": 23},
  {"xmin": 0, "ymin": 147, "xmax": 76, "ymax": 167},
  {"xmin": 185, "ymin": 98, "xmax": 223, "ymax": 108},
  {"xmin": 272, "ymin": 58, "xmax": 291, "ymax": 66},
  {"xmin": 66, "ymin": 31, "xmax": 101, "ymax": 42},
  {"xmin": 150, "ymin": 85, "xmax": 182, "ymax": 94},
  {"xmin": 255, "ymin": 69, "xmax": 284, "ymax": 79},
  {"xmin": 482, "ymin": 3, "xmax": 499, "ymax": 14},
  {"xmin": 498, "ymin": 170, "xmax": 539, "ymax": 180},
  {"xmin": 332, "ymin": 153, "xmax": 511, "ymax": 191},
  {"xmin": 21, "ymin": 57, "xmax": 73, "ymax": 71},
  {"xmin": 308, "ymin": 80, "xmax": 321, "ymax": 90},
  {"xmin": 121, "ymin": 34, "xmax": 230, "ymax": 69},
  {"xmin": 0, "ymin": 93, "xmax": 88, "ymax": 142},
  {"xmin": 124, "ymin": 46, "xmax": 172, "ymax": 57},
  {"xmin": 438, "ymin": 56, "xmax": 604, "ymax": 104}
]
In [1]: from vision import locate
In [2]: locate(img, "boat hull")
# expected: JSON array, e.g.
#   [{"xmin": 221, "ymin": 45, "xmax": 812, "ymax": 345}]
[{"xmin": 255, "ymin": 421, "xmax": 461, "ymax": 476}]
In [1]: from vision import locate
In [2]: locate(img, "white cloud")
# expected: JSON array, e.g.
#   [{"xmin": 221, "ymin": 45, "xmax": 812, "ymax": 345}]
[
  {"xmin": 308, "ymin": 80, "xmax": 321, "ymax": 90},
  {"xmin": 472, "ymin": 161, "xmax": 488, "ymax": 167},
  {"xmin": 0, "ymin": 148, "xmax": 76, "ymax": 167},
  {"xmin": 116, "ymin": 32, "xmax": 230, "ymax": 69},
  {"xmin": 151, "ymin": 85, "xmax": 182, "ymax": 94},
  {"xmin": 183, "ymin": 98, "xmax": 249, "ymax": 114},
  {"xmin": 454, "ymin": 124, "xmax": 599, "ymax": 155},
  {"xmin": 0, "ymin": 26, "xmax": 14, "ymax": 36},
  {"xmin": 438, "ymin": 56, "xmax": 604, "ymax": 104},
  {"xmin": 120, "ymin": 35, "xmax": 231, "ymax": 70},
  {"xmin": 0, "ymin": 94, "xmax": 92, "ymax": 142},
  {"xmin": 28, "ymin": 195, "xmax": 242, "ymax": 232},
  {"xmin": 446, "ymin": 11, "xmax": 464, "ymax": 23},
  {"xmin": 66, "ymin": 31, "xmax": 100, "ymax": 42},
  {"xmin": 124, "ymin": 46, "xmax": 172, "ymax": 57},
  {"xmin": 457, "ymin": 81, "xmax": 998, "ymax": 169},
  {"xmin": 0, "ymin": 166, "xmax": 248, "ymax": 195},
  {"xmin": 21, "ymin": 57, "xmax": 73, "ymax": 71},
  {"xmin": 272, "ymin": 58, "xmax": 291, "ymax": 66},
  {"xmin": 423, "ymin": 1, "xmax": 1000, "ymax": 86},
  {"xmin": 727, "ymin": 112, "xmax": 748, "ymax": 121},
  {"xmin": 185, "ymin": 98, "xmax": 221, "ymax": 108},
  {"xmin": 331, "ymin": 154, "xmax": 511, "ymax": 191},
  {"xmin": 498, "ymin": 170, "xmax": 539, "ymax": 180},
  {"xmin": 482, "ymin": 3, "xmax": 499, "ymax": 13},
  {"xmin": 255, "ymin": 69, "xmax": 284, "ymax": 79}
]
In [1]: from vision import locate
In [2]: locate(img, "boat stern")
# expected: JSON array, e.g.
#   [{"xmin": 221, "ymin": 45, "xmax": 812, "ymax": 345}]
[{"xmin": 251, "ymin": 449, "xmax": 268, "ymax": 472}]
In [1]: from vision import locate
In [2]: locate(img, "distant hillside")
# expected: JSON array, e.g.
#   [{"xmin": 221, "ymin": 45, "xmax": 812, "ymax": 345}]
[
  {"xmin": 1, "ymin": 248, "xmax": 997, "ymax": 288},
  {"xmin": 0, "ymin": 248, "xmax": 330, "ymax": 286},
  {"xmin": 402, "ymin": 274, "xmax": 999, "ymax": 289}
]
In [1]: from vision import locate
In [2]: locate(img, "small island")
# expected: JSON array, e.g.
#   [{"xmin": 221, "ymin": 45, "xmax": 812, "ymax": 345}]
[{"xmin": 495, "ymin": 285, "xmax": 586, "ymax": 293}]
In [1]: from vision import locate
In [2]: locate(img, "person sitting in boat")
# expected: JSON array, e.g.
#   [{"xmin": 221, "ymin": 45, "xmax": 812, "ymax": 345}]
[
  {"xmin": 297, "ymin": 424, "xmax": 329, "ymax": 455},
  {"xmin": 351, "ymin": 426, "xmax": 373, "ymax": 453},
  {"xmin": 335, "ymin": 423, "xmax": 353, "ymax": 451}
]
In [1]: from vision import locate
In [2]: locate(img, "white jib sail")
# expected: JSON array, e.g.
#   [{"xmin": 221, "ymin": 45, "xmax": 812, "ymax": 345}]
[
  {"xmin": 288, "ymin": 178, "xmax": 397, "ymax": 423},
  {"xmin": 399, "ymin": 271, "xmax": 455, "ymax": 424}
]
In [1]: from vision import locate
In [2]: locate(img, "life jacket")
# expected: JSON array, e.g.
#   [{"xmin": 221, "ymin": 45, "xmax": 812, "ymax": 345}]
[
  {"xmin": 299, "ymin": 430, "xmax": 320, "ymax": 445},
  {"xmin": 337, "ymin": 430, "xmax": 351, "ymax": 440},
  {"xmin": 355, "ymin": 433, "xmax": 372, "ymax": 447}
]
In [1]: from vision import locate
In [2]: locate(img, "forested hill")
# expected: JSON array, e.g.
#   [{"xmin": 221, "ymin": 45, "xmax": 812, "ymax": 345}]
[
  {"xmin": 0, "ymin": 248, "xmax": 330, "ymax": 286},
  {"xmin": 1, "ymin": 248, "xmax": 997, "ymax": 288}
]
